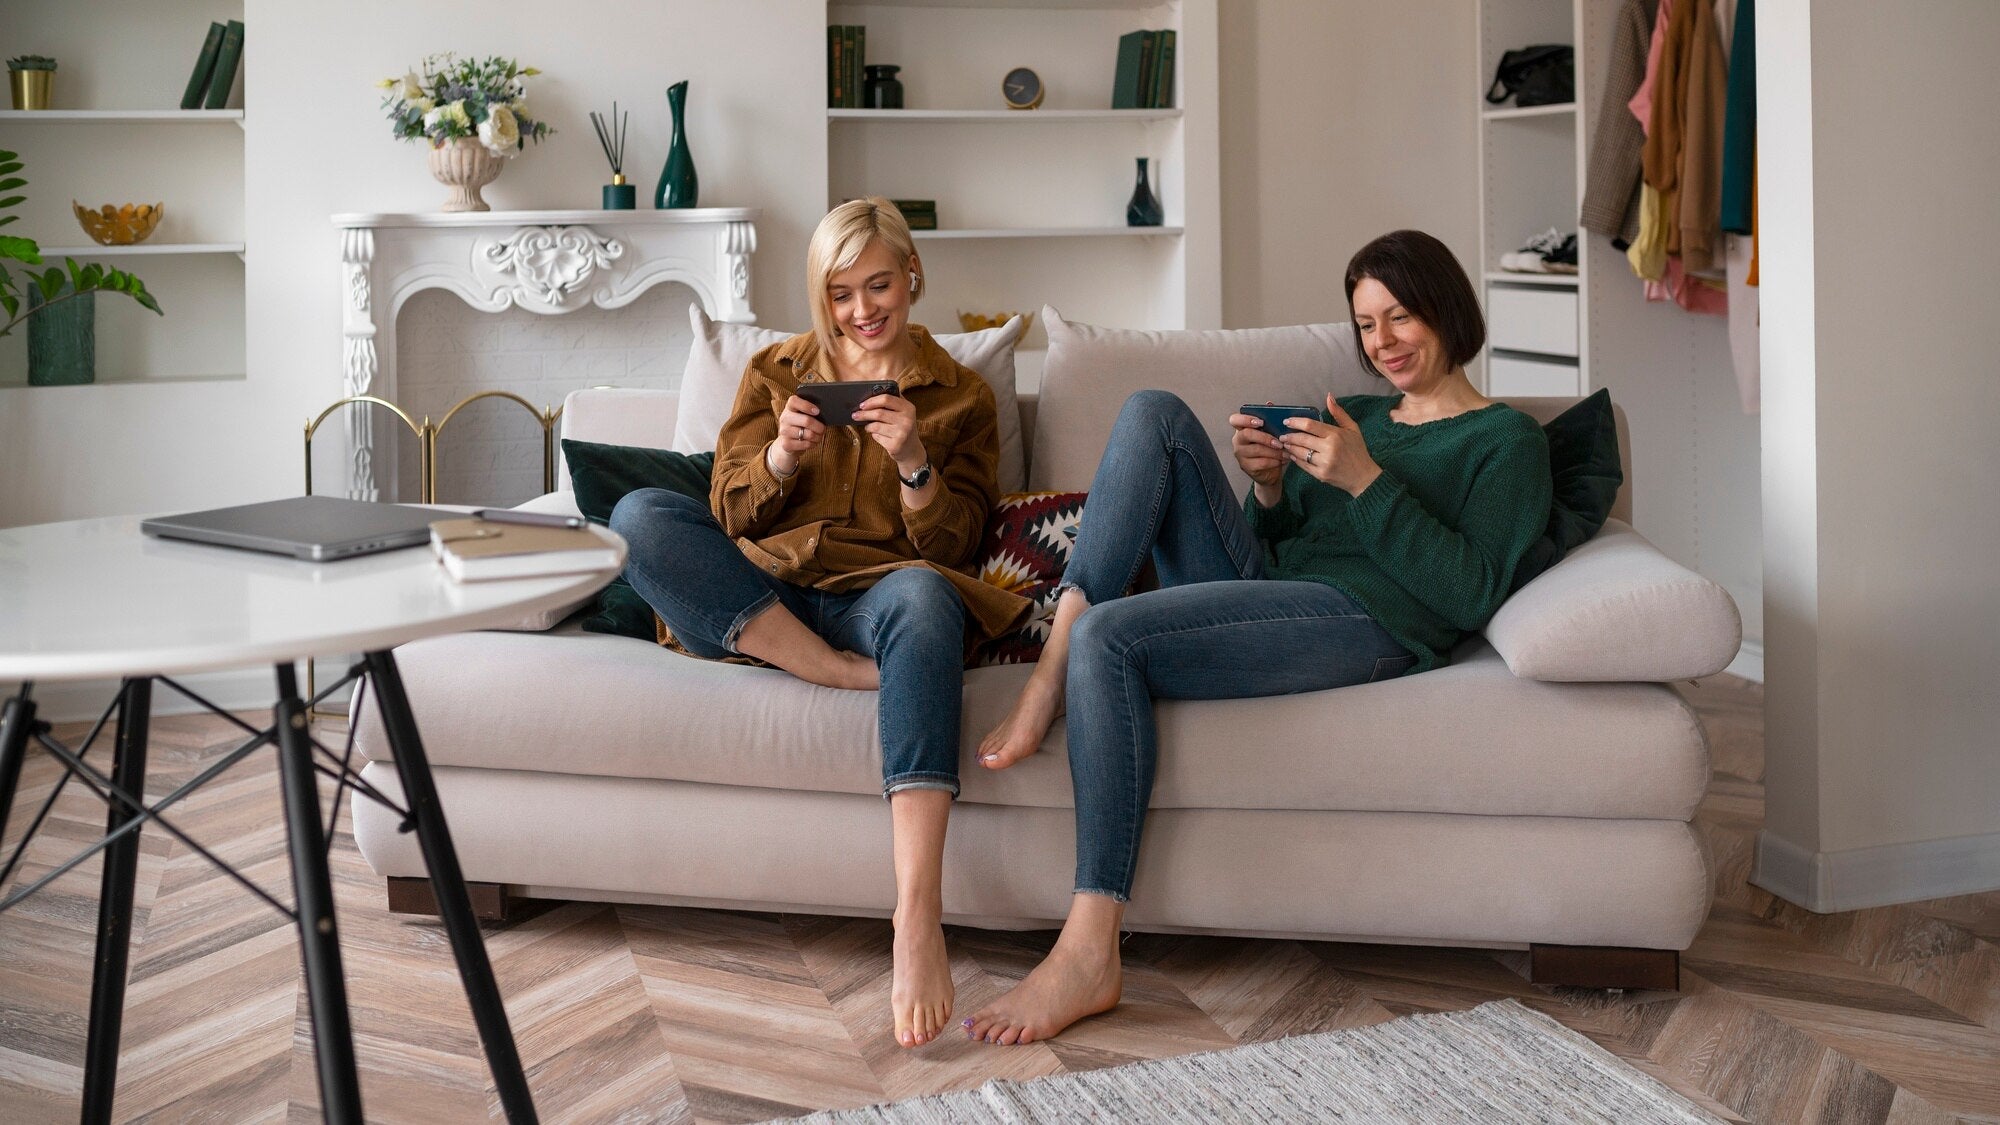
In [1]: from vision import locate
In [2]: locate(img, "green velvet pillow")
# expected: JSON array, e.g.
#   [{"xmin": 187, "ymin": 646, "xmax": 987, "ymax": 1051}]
[
  {"xmin": 1509, "ymin": 389, "xmax": 1623, "ymax": 593},
  {"xmin": 560, "ymin": 438, "xmax": 716, "ymax": 639}
]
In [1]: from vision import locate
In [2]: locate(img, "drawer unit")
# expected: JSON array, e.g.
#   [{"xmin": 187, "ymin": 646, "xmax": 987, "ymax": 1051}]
[
  {"xmin": 1488, "ymin": 353, "xmax": 1583, "ymax": 397},
  {"xmin": 1487, "ymin": 284, "xmax": 1579, "ymax": 357}
]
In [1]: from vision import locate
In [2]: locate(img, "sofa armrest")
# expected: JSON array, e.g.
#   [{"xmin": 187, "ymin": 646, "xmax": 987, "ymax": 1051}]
[{"xmin": 1484, "ymin": 520, "xmax": 1741, "ymax": 682}]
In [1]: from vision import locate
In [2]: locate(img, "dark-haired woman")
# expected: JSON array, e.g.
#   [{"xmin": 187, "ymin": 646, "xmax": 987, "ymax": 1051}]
[{"xmin": 963, "ymin": 230, "xmax": 1553, "ymax": 1045}]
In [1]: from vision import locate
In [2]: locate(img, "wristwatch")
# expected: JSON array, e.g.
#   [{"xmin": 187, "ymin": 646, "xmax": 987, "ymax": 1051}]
[{"xmin": 896, "ymin": 461, "xmax": 933, "ymax": 490}]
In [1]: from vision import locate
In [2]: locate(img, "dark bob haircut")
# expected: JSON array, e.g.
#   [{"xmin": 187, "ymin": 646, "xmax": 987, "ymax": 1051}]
[{"xmin": 1342, "ymin": 230, "xmax": 1485, "ymax": 379}]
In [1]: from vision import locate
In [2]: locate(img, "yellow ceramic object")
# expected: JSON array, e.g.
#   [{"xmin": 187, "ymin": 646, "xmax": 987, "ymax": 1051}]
[
  {"xmin": 956, "ymin": 311, "xmax": 1032, "ymax": 335},
  {"xmin": 72, "ymin": 201, "xmax": 164, "ymax": 246}
]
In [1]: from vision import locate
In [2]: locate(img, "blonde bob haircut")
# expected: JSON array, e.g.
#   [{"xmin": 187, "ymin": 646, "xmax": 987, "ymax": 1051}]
[{"xmin": 806, "ymin": 196, "xmax": 923, "ymax": 356}]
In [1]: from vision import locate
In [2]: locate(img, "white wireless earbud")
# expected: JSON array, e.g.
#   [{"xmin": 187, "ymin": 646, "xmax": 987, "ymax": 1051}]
[{"xmin": 910, "ymin": 271, "xmax": 920, "ymax": 293}]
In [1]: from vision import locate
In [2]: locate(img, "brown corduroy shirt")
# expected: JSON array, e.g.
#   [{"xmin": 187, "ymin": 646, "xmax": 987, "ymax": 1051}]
[{"xmin": 704, "ymin": 326, "xmax": 1030, "ymax": 647}]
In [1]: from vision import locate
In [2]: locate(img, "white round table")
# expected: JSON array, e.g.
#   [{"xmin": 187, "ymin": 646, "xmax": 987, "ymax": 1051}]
[{"xmin": 0, "ymin": 515, "xmax": 623, "ymax": 1124}]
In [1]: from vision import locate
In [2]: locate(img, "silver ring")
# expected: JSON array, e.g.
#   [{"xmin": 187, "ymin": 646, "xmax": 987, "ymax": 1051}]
[
  {"xmin": 1307, "ymin": 449, "xmax": 1316, "ymax": 465},
  {"xmin": 797, "ymin": 426, "xmax": 805, "ymax": 440}
]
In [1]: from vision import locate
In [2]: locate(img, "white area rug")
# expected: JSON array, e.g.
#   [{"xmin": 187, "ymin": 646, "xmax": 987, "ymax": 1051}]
[{"xmin": 776, "ymin": 1000, "xmax": 1723, "ymax": 1124}]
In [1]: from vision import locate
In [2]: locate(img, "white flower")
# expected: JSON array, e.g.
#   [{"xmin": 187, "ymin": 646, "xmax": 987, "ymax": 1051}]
[
  {"xmin": 478, "ymin": 102, "xmax": 521, "ymax": 155},
  {"xmin": 400, "ymin": 70, "xmax": 424, "ymax": 101},
  {"xmin": 411, "ymin": 95, "xmax": 435, "ymax": 114},
  {"xmin": 425, "ymin": 99, "xmax": 471, "ymax": 135}
]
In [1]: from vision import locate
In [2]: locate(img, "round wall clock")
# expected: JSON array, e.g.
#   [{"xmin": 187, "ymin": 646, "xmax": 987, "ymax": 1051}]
[{"xmin": 1002, "ymin": 67, "xmax": 1044, "ymax": 110}]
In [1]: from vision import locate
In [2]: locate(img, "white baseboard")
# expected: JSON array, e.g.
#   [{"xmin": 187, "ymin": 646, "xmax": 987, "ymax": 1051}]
[
  {"xmin": 2, "ymin": 667, "xmax": 290, "ymax": 725},
  {"xmin": 1723, "ymin": 639, "xmax": 1764, "ymax": 683},
  {"xmin": 1753, "ymin": 827, "xmax": 2000, "ymax": 912}
]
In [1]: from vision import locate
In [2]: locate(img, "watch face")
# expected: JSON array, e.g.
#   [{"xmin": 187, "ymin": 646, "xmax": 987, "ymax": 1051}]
[{"xmin": 1003, "ymin": 67, "xmax": 1043, "ymax": 110}]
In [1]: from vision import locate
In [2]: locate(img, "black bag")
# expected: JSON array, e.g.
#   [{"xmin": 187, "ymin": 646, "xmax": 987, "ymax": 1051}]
[{"xmin": 1485, "ymin": 44, "xmax": 1575, "ymax": 107}]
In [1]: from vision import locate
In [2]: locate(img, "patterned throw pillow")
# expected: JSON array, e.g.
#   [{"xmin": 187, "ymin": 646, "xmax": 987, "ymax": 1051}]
[{"xmin": 970, "ymin": 491, "xmax": 1088, "ymax": 667}]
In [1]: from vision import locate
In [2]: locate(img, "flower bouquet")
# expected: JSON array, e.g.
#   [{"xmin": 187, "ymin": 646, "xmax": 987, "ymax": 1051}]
[{"xmin": 378, "ymin": 53, "xmax": 554, "ymax": 211}]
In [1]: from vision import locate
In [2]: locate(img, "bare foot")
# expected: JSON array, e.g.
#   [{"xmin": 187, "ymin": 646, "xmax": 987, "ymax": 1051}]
[
  {"xmin": 963, "ymin": 940, "xmax": 1121, "ymax": 1045},
  {"xmin": 977, "ymin": 666, "xmax": 1061, "ymax": 769},
  {"xmin": 891, "ymin": 914, "xmax": 954, "ymax": 1047}
]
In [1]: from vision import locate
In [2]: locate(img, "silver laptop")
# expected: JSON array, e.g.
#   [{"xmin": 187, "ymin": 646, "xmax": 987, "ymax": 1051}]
[{"xmin": 141, "ymin": 495, "xmax": 459, "ymax": 561}]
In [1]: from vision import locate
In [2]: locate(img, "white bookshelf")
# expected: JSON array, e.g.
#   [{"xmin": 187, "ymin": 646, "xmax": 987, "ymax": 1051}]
[
  {"xmin": 0, "ymin": 1, "xmax": 246, "ymax": 391},
  {"xmin": 826, "ymin": 0, "xmax": 1220, "ymax": 350}
]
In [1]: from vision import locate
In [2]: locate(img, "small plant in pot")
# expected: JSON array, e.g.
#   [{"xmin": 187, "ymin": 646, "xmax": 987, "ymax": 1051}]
[
  {"xmin": 1, "ymin": 148, "xmax": 162, "ymax": 341},
  {"xmin": 8, "ymin": 55, "xmax": 57, "ymax": 110}
]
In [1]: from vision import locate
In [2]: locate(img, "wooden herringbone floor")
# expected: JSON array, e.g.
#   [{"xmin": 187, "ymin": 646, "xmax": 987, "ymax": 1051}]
[{"xmin": 3, "ymin": 676, "xmax": 1997, "ymax": 1123}]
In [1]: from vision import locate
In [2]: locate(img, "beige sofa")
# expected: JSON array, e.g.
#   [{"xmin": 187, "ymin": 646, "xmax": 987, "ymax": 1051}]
[{"xmin": 353, "ymin": 310, "xmax": 1741, "ymax": 988}]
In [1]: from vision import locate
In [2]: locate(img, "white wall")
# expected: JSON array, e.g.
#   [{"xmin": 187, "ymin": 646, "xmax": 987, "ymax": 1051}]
[
  {"xmin": 1755, "ymin": 0, "xmax": 2000, "ymax": 910},
  {"xmin": 1217, "ymin": 0, "xmax": 1480, "ymax": 329}
]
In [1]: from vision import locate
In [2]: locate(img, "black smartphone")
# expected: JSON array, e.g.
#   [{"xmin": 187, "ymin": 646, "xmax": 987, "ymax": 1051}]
[
  {"xmin": 1238, "ymin": 403, "xmax": 1320, "ymax": 438},
  {"xmin": 797, "ymin": 380, "xmax": 901, "ymax": 425}
]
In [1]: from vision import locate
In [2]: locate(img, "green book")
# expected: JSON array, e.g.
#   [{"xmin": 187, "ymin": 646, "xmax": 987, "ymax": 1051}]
[
  {"xmin": 1135, "ymin": 31, "xmax": 1158, "ymax": 112},
  {"xmin": 202, "ymin": 19, "xmax": 244, "ymax": 110},
  {"xmin": 839, "ymin": 26, "xmax": 855, "ymax": 107},
  {"xmin": 180, "ymin": 22, "xmax": 225, "ymax": 110},
  {"xmin": 852, "ymin": 25, "xmax": 866, "ymax": 107},
  {"xmin": 1150, "ymin": 29, "xmax": 1176, "ymax": 109},
  {"xmin": 828, "ymin": 25, "xmax": 842, "ymax": 108},
  {"xmin": 1111, "ymin": 30, "xmax": 1146, "ymax": 109}
]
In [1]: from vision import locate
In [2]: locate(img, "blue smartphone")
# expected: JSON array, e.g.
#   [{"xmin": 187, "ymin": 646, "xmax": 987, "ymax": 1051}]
[{"xmin": 1239, "ymin": 403, "xmax": 1319, "ymax": 439}]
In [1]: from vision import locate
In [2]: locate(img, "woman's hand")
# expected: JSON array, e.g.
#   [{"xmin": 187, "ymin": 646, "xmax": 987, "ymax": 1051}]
[
  {"xmin": 769, "ymin": 394, "xmax": 828, "ymax": 478},
  {"xmin": 1280, "ymin": 394, "xmax": 1382, "ymax": 496},
  {"xmin": 1230, "ymin": 411, "xmax": 1290, "ymax": 508},
  {"xmin": 853, "ymin": 391, "xmax": 928, "ymax": 481}
]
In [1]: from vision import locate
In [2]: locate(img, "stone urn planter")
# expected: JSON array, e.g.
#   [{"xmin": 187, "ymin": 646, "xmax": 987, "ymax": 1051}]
[{"xmin": 427, "ymin": 138, "xmax": 504, "ymax": 213}]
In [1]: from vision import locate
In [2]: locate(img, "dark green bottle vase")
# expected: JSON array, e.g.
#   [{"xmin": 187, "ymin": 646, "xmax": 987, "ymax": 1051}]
[
  {"xmin": 1126, "ymin": 157, "xmax": 1163, "ymax": 227},
  {"xmin": 655, "ymin": 80, "xmax": 699, "ymax": 209}
]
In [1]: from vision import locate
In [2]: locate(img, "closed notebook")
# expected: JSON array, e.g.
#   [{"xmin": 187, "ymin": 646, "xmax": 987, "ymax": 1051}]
[{"xmin": 430, "ymin": 518, "xmax": 622, "ymax": 582}]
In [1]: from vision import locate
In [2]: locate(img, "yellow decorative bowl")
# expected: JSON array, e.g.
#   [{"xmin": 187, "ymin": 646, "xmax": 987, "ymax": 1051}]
[
  {"xmin": 957, "ymin": 311, "xmax": 1032, "ymax": 335},
  {"xmin": 73, "ymin": 201, "xmax": 164, "ymax": 246}
]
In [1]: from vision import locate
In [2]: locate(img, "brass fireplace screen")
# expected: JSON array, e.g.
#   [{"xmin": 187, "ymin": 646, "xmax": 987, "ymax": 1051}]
[{"xmin": 304, "ymin": 391, "xmax": 565, "ymax": 502}]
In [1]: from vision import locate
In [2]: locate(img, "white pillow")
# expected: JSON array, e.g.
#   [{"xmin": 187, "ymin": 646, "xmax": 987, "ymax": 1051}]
[
  {"xmin": 1031, "ymin": 307, "xmax": 1378, "ymax": 493},
  {"xmin": 671, "ymin": 305, "xmax": 1027, "ymax": 492}
]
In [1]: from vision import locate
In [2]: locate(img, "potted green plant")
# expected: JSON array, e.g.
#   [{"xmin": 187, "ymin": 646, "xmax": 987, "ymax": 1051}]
[
  {"xmin": 1, "ymin": 149, "xmax": 162, "ymax": 384},
  {"xmin": 8, "ymin": 55, "xmax": 56, "ymax": 110}
]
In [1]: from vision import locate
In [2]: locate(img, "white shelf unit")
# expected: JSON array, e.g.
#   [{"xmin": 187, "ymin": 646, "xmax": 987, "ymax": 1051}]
[
  {"xmin": 1475, "ymin": 2, "xmax": 1587, "ymax": 397},
  {"xmin": 826, "ymin": 0, "xmax": 1220, "ymax": 378},
  {"xmin": 0, "ymin": 1, "xmax": 245, "ymax": 390}
]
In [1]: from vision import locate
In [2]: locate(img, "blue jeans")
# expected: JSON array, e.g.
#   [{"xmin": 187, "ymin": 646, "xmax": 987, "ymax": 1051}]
[
  {"xmin": 1063, "ymin": 391, "xmax": 1416, "ymax": 901},
  {"xmin": 610, "ymin": 488, "xmax": 969, "ymax": 797}
]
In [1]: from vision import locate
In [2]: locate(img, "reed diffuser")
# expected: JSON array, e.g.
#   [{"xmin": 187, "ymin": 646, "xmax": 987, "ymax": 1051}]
[{"xmin": 590, "ymin": 102, "xmax": 634, "ymax": 209}]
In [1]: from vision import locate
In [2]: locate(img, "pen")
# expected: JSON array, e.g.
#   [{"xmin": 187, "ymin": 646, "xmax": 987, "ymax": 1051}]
[{"xmin": 470, "ymin": 508, "xmax": 586, "ymax": 530}]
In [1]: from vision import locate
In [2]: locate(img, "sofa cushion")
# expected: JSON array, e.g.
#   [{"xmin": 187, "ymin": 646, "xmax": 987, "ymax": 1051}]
[
  {"xmin": 670, "ymin": 304, "xmax": 1028, "ymax": 492},
  {"xmin": 560, "ymin": 439, "xmax": 716, "ymax": 640},
  {"xmin": 969, "ymin": 491, "xmax": 1087, "ymax": 667},
  {"xmin": 1484, "ymin": 519, "xmax": 1742, "ymax": 682},
  {"xmin": 360, "ymin": 629, "xmax": 1709, "ymax": 822},
  {"xmin": 1030, "ymin": 307, "xmax": 1378, "ymax": 493},
  {"xmin": 1510, "ymin": 388, "xmax": 1625, "ymax": 592}
]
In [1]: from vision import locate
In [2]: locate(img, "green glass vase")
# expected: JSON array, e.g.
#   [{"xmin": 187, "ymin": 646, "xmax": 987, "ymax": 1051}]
[
  {"xmin": 654, "ymin": 80, "xmax": 699, "ymax": 209},
  {"xmin": 27, "ymin": 280, "xmax": 95, "ymax": 386}
]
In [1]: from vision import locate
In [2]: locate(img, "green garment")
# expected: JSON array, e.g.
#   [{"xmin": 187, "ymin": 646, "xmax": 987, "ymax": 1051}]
[{"xmin": 1243, "ymin": 394, "xmax": 1552, "ymax": 672}]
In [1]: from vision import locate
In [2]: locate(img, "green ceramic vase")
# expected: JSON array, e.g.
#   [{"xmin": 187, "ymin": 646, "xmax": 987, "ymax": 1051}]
[{"xmin": 654, "ymin": 80, "xmax": 698, "ymax": 209}]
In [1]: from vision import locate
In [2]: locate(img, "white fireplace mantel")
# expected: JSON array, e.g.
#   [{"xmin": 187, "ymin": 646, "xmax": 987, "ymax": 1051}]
[{"xmin": 330, "ymin": 208, "xmax": 758, "ymax": 497}]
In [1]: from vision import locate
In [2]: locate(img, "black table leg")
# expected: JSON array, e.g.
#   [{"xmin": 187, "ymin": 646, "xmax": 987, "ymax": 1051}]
[
  {"xmin": 364, "ymin": 649, "xmax": 538, "ymax": 1124},
  {"xmin": 273, "ymin": 662, "xmax": 364, "ymax": 1124},
  {"xmin": 0, "ymin": 686, "xmax": 34, "ymax": 849},
  {"xmin": 79, "ymin": 678, "xmax": 149, "ymax": 1125}
]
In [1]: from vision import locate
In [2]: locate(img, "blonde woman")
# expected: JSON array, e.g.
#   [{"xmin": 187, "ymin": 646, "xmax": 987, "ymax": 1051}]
[{"xmin": 610, "ymin": 198, "xmax": 1026, "ymax": 1048}]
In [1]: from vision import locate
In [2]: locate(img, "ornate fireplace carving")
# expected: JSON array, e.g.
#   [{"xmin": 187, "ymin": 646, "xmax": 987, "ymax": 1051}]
[{"xmin": 332, "ymin": 208, "xmax": 758, "ymax": 498}]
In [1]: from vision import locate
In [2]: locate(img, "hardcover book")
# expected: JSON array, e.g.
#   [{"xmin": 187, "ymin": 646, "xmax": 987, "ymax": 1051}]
[
  {"xmin": 1151, "ymin": 29, "xmax": 1177, "ymax": 109},
  {"xmin": 180, "ymin": 22, "xmax": 226, "ymax": 110},
  {"xmin": 1112, "ymin": 30, "xmax": 1147, "ymax": 109},
  {"xmin": 202, "ymin": 19, "xmax": 244, "ymax": 110},
  {"xmin": 429, "ymin": 518, "xmax": 622, "ymax": 583}
]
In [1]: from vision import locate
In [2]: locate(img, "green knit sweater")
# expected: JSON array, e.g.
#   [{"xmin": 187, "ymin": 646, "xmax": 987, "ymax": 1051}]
[{"xmin": 1243, "ymin": 394, "xmax": 1551, "ymax": 672}]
